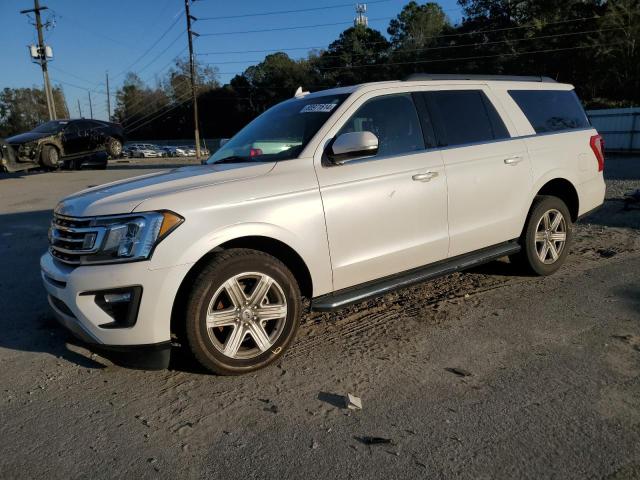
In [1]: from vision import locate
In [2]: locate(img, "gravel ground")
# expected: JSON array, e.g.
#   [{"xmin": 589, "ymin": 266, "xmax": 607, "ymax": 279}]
[{"xmin": 0, "ymin": 154, "xmax": 639, "ymax": 479}]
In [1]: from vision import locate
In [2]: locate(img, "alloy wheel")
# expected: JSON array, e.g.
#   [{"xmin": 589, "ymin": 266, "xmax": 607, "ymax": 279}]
[
  {"xmin": 534, "ymin": 209, "xmax": 567, "ymax": 264},
  {"xmin": 205, "ymin": 272, "xmax": 288, "ymax": 359}
]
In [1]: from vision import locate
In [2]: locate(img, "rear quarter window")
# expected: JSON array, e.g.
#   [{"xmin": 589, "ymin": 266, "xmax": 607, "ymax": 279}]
[{"xmin": 508, "ymin": 90, "xmax": 590, "ymax": 134}]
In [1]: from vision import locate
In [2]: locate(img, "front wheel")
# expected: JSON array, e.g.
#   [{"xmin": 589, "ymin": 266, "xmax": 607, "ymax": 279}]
[
  {"xmin": 184, "ymin": 249, "xmax": 302, "ymax": 375},
  {"xmin": 511, "ymin": 195, "xmax": 573, "ymax": 276},
  {"xmin": 40, "ymin": 145, "xmax": 60, "ymax": 169}
]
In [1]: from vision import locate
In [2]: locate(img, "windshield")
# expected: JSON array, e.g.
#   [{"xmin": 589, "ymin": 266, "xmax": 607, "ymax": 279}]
[
  {"xmin": 32, "ymin": 120, "xmax": 69, "ymax": 133},
  {"xmin": 208, "ymin": 93, "xmax": 349, "ymax": 164}
]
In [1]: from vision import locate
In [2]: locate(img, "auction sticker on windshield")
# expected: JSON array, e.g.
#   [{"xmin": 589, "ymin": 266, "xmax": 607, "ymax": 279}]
[{"xmin": 300, "ymin": 104, "xmax": 337, "ymax": 113}]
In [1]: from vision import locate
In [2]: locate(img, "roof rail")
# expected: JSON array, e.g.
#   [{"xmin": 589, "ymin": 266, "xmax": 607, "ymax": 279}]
[{"xmin": 404, "ymin": 73, "xmax": 557, "ymax": 83}]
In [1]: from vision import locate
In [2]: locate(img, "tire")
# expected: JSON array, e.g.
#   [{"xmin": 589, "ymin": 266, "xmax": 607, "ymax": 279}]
[
  {"xmin": 510, "ymin": 195, "xmax": 573, "ymax": 276},
  {"xmin": 40, "ymin": 144, "xmax": 60, "ymax": 169},
  {"xmin": 105, "ymin": 137, "xmax": 122, "ymax": 158},
  {"xmin": 184, "ymin": 248, "xmax": 302, "ymax": 375}
]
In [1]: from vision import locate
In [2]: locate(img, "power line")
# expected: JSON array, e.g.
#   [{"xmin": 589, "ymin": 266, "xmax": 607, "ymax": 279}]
[
  {"xmin": 206, "ymin": 42, "xmax": 621, "ymax": 77},
  {"xmin": 112, "ymin": 9, "xmax": 185, "ymax": 79},
  {"xmin": 199, "ymin": 27, "xmax": 623, "ymax": 65},
  {"xmin": 53, "ymin": 78, "xmax": 107, "ymax": 96},
  {"xmin": 137, "ymin": 28, "xmax": 187, "ymax": 75},
  {"xmin": 123, "ymin": 92, "xmax": 191, "ymax": 130},
  {"xmin": 50, "ymin": 65, "xmax": 104, "ymax": 89},
  {"xmin": 199, "ymin": 16, "xmax": 392, "ymax": 37},
  {"xmin": 114, "ymin": 48, "xmax": 189, "ymax": 124},
  {"xmin": 198, "ymin": 15, "xmax": 602, "ymax": 52},
  {"xmin": 198, "ymin": 0, "xmax": 395, "ymax": 21},
  {"xmin": 53, "ymin": 10, "xmax": 132, "ymax": 48},
  {"xmin": 125, "ymin": 95, "xmax": 192, "ymax": 133},
  {"xmin": 314, "ymin": 43, "xmax": 624, "ymax": 72}
]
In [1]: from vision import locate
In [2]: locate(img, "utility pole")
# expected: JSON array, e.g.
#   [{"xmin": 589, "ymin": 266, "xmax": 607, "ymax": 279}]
[
  {"xmin": 21, "ymin": 0, "xmax": 56, "ymax": 120},
  {"xmin": 184, "ymin": 0, "xmax": 202, "ymax": 162},
  {"xmin": 77, "ymin": 98, "xmax": 82, "ymax": 118},
  {"xmin": 88, "ymin": 91, "xmax": 93, "ymax": 119},
  {"xmin": 106, "ymin": 72, "xmax": 111, "ymax": 121}
]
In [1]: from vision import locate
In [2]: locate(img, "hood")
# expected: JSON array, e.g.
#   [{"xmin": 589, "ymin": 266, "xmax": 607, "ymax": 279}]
[
  {"xmin": 55, "ymin": 162, "xmax": 276, "ymax": 217},
  {"xmin": 6, "ymin": 131, "xmax": 52, "ymax": 144}
]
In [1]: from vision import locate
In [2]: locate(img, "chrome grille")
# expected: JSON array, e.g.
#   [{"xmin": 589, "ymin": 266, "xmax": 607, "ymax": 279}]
[{"xmin": 49, "ymin": 213, "xmax": 105, "ymax": 264}]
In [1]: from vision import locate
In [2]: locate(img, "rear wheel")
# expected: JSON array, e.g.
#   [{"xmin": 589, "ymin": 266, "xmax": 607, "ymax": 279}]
[
  {"xmin": 511, "ymin": 195, "xmax": 573, "ymax": 275},
  {"xmin": 105, "ymin": 137, "xmax": 122, "ymax": 157},
  {"xmin": 184, "ymin": 249, "xmax": 302, "ymax": 375},
  {"xmin": 40, "ymin": 145, "xmax": 60, "ymax": 169}
]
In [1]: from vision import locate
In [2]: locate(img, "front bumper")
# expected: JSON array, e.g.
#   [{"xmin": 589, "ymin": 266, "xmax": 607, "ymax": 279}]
[{"xmin": 41, "ymin": 252, "xmax": 192, "ymax": 368}]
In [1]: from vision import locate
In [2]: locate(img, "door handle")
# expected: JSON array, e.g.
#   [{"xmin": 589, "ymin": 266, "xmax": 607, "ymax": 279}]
[
  {"xmin": 504, "ymin": 156, "xmax": 523, "ymax": 165},
  {"xmin": 412, "ymin": 171, "xmax": 439, "ymax": 182}
]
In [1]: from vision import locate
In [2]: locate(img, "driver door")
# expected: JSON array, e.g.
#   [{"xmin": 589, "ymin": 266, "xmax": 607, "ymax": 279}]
[
  {"xmin": 61, "ymin": 122, "xmax": 84, "ymax": 155},
  {"xmin": 315, "ymin": 92, "xmax": 449, "ymax": 291}
]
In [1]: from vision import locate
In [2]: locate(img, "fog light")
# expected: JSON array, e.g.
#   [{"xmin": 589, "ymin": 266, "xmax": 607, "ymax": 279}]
[
  {"xmin": 85, "ymin": 286, "xmax": 142, "ymax": 328},
  {"xmin": 104, "ymin": 292, "xmax": 132, "ymax": 303}
]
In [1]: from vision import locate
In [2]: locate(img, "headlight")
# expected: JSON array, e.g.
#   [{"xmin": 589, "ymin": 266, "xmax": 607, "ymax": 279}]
[{"xmin": 83, "ymin": 211, "xmax": 183, "ymax": 264}]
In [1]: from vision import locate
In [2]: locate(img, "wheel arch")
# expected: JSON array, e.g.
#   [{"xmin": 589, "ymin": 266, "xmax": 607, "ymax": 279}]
[
  {"xmin": 170, "ymin": 235, "xmax": 313, "ymax": 339},
  {"xmin": 535, "ymin": 178, "xmax": 579, "ymax": 222}
]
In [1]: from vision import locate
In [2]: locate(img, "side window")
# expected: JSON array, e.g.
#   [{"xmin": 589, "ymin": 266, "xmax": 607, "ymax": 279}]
[
  {"xmin": 508, "ymin": 90, "xmax": 590, "ymax": 133},
  {"xmin": 338, "ymin": 93, "xmax": 425, "ymax": 157},
  {"xmin": 74, "ymin": 121, "xmax": 94, "ymax": 133},
  {"xmin": 424, "ymin": 90, "xmax": 510, "ymax": 147}
]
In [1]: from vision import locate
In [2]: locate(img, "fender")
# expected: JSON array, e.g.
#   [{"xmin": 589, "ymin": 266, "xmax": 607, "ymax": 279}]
[
  {"xmin": 150, "ymin": 221, "xmax": 334, "ymax": 298},
  {"xmin": 521, "ymin": 169, "xmax": 580, "ymax": 228}
]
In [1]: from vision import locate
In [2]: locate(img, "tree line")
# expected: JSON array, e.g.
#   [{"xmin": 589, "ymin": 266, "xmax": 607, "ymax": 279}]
[{"xmin": 1, "ymin": 0, "xmax": 638, "ymax": 140}]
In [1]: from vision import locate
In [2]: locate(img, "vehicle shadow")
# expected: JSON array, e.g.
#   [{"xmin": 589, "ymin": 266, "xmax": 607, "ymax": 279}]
[
  {"xmin": 0, "ymin": 209, "xmax": 106, "ymax": 368},
  {"xmin": 0, "ymin": 208, "xmax": 210, "ymax": 373},
  {"xmin": 579, "ymin": 200, "xmax": 640, "ymax": 230}
]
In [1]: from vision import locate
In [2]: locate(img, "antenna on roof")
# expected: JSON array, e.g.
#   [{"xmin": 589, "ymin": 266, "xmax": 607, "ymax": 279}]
[{"xmin": 294, "ymin": 86, "xmax": 310, "ymax": 98}]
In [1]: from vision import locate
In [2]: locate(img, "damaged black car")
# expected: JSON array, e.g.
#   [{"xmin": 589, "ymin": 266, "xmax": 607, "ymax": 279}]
[{"xmin": 1, "ymin": 119, "xmax": 125, "ymax": 172}]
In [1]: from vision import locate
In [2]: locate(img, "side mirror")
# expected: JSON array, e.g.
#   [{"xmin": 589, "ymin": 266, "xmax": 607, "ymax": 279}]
[{"xmin": 329, "ymin": 131, "xmax": 378, "ymax": 164}]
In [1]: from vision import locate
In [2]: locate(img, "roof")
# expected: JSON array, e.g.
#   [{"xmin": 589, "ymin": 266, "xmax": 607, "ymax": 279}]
[{"xmin": 302, "ymin": 74, "xmax": 570, "ymax": 99}]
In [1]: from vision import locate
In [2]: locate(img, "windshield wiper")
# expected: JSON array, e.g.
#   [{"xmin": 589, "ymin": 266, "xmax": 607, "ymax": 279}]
[{"xmin": 212, "ymin": 156, "xmax": 262, "ymax": 165}]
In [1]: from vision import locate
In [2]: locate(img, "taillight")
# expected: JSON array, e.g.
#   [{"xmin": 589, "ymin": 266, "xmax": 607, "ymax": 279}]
[
  {"xmin": 589, "ymin": 134, "xmax": 605, "ymax": 172},
  {"xmin": 249, "ymin": 148, "xmax": 263, "ymax": 157}
]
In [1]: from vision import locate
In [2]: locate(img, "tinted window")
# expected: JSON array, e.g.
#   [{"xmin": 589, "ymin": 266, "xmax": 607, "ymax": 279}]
[
  {"xmin": 338, "ymin": 93, "xmax": 424, "ymax": 157},
  {"xmin": 425, "ymin": 90, "xmax": 510, "ymax": 147},
  {"xmin": 33, "ymin": 120, "xmax": 68, "ymax": 133},
  {"xmin": 509, "ymin": 90, "xmax": 589, "ymax": 133}
]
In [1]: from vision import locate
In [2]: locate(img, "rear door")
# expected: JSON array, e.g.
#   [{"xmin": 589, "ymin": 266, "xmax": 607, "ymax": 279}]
[
  {"xmin": 419, "ymin": 88, "xmax": 533, "ymax": 257},
  {"xmin": 315, "ymin": 91, "xmax": 449, "ymax": 291}
]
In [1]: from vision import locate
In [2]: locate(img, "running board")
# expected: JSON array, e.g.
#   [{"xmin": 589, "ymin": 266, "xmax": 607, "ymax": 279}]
[{"xmin": 311, "ymin": 241, "xmax": 521, "ymax": 312}]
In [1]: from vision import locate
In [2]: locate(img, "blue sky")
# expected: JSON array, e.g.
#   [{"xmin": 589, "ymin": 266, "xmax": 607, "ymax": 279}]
[{"xmin": 1, "ymin": 0, "xmax": 463, "ymax": 121}]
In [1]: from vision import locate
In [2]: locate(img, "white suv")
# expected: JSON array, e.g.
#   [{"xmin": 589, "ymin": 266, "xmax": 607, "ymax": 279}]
[{"xmin": 41, "ymin": 75, "xmax": 605, "ymax": 374}]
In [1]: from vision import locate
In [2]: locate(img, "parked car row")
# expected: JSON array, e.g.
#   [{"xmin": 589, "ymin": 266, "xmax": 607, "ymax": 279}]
[{"xmin": 123, "ymin": 144, "xmax": 210, "ymax": 158}]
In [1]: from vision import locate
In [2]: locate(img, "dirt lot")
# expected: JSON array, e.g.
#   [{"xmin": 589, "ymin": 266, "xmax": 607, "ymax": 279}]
[{"xmin": 1, "ymin": 156, "xmax": 639, "ymax": 479}]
